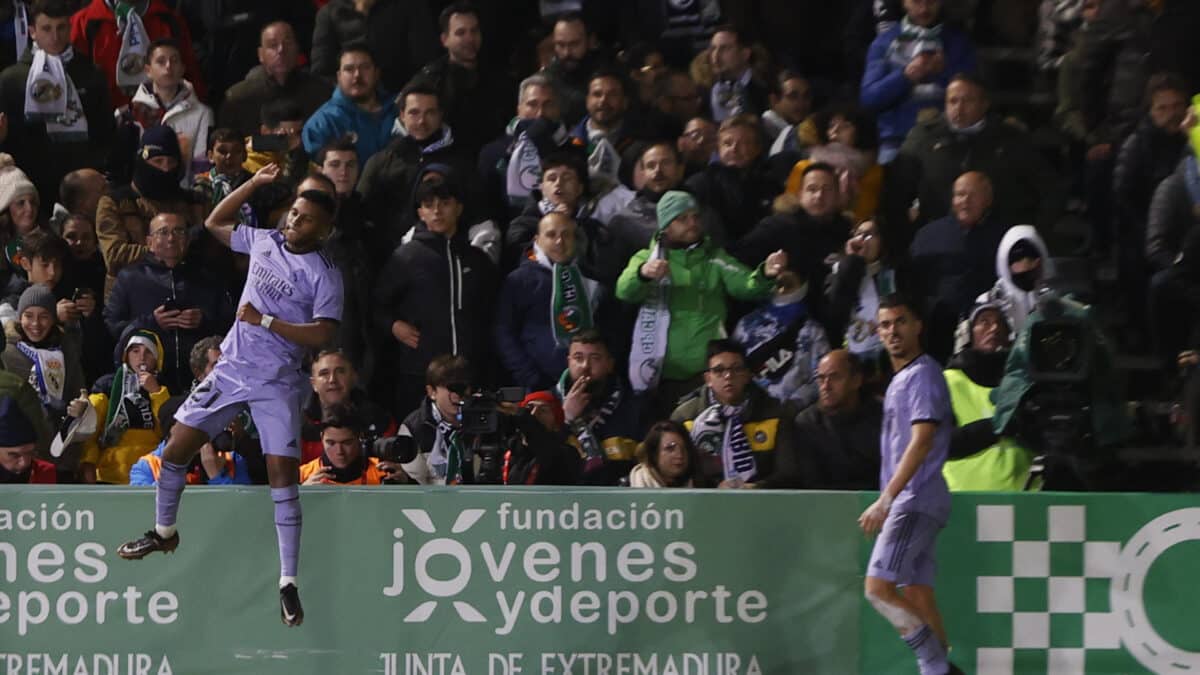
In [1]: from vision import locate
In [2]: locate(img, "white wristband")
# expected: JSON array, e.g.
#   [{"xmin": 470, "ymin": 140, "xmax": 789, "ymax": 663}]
[{"xmin": 261, "ymin": 314, "xmax": 275, "ymax": 331}]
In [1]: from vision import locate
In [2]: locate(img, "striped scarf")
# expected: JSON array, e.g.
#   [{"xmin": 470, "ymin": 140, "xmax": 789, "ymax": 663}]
[
  {"xmin": 690, "ymin": 392, "xmax": 756, "ymax": 482},
  {"xmin": 887, "ymin": 16, "xmax": 945, "ymax": 101}
]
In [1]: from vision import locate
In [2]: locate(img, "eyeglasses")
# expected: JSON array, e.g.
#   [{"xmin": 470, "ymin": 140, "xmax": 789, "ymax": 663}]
[
  {"xmin": 150, "ymin": 226, "xmax": 187, "ymax": 239},
  {"xmin": 707, "ymin": 364, "xmax": 748, "ymax": 378}
]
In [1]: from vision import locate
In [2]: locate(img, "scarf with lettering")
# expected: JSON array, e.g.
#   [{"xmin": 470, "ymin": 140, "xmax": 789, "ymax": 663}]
[
  {"xmin": 689, "ymin": 391, "xmax": 757, "ymax": 482},
  {"xmin": 428, "ymin": 402, "xmax": 464, "ymax": 485},
  {"xmin": 13, "ymin": 1, "xmax": 27, "ymax": 63},
  {"xmin": 533, "ymin": 243, "xmax": 596, "ymax": 348},
  {"xmin": 505, "ymin": 116, "xmax": 569, "ymax": 207},
  {"xmin": 628, "ymin": 237, "xmax": 671, "ymax": 392},
  {"xmin": 16, "ymin": 339, "xmax": 65, "ymax": 411},
  {"xmin": 101, "ymin": 364, "xmax": 154, "ymax": 447},
  {"xmin": 583, "ymin": 119, "xmax": 621, "ymax": 193},
  {"xmin": 109, "ymin": 0, "xmax": 149, "ymax": 93},
  {"xmin": 557, "ymin": 370, "xmax": 622, "ymax": 470},
  {"xmin": 887, "ymin": 16, "xmax": 944, "ymax": 101},
  {"xmin": 25, "ymin": 46, "xmax": 88, "ymax": 141}
]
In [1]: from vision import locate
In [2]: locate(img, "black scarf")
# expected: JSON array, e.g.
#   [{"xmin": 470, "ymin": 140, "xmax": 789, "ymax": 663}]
[{"xmin": 321, "ymin": 452, "xmax": 368, "ymax": 484}]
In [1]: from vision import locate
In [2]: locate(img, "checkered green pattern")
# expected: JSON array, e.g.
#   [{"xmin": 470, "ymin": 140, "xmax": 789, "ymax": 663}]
[{"xmin": 972, "ymin": 504, "xmax": 1123, "ymax": 675}]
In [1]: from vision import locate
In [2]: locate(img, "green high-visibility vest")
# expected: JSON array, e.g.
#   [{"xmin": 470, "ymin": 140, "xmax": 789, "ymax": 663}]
[{"xmin": 942, "ymin": 368, "xmax": 1034, "ymax": 491}]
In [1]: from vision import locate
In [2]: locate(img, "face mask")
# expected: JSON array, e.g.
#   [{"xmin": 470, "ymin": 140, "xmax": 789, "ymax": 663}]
[
  {"xmin": 1010, "ymin": 269, "xmax": 1039, "ymax": 292},
  {"xmin": 133, "ymin": 160, "xmax": 183, "ymax": 200}
]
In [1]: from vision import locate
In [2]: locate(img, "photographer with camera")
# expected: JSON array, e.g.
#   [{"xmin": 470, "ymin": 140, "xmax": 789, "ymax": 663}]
[
  {"xmin": 300, "ymin": 349, "xmax": 396, "ymax": 464},
  {"xmin": 393, "ymin": 354, "xmax": 477, "ymax": 485},
  {"xmin": 556, "ymin": 329, "xmax": 647, "ymax": 485},
  {"xmin": 300, "ymin": 403, "xmax": 404, "ymax": 486},
  {"xmin": 497, "ymin": 391, "xmax": 582, "ymax": 486}
]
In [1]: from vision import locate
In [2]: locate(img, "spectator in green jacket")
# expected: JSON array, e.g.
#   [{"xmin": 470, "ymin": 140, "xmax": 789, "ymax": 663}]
[{"xmin": 615, "ymin": 190, "xmax": 787, "ymax": 415}]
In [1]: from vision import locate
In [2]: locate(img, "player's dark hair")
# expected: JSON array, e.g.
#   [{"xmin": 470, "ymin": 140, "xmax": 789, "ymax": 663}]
[
  {"xmin": 298, "ymin": 189, "xmax": 337, "ymax": 219},
  {"xmin": 438, "ymin": 2, "xmax": 480, "ymax": 33},
  {"xmin": 188, "ymin": 336, "xmax": 222, "ymax": 379},
  {"xmin": 879, "ymin": 293, "xmax": 924, "ymax": 321},
  {"xmin": 426, "ymin": 354, "xmax": 472, "ymax": 388},
  {"xmin": 706, "ymin": 339, "xmax": 746, "ymax": 363}
]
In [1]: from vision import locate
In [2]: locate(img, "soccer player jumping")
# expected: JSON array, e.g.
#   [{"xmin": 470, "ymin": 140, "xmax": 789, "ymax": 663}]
[
  {"xmin": 859, "ymin": 295, "xmax": 962, "ymax": 675},
  {"xmin": 117, "ymin": 164, "xmax": 343, "ymax": 627}
]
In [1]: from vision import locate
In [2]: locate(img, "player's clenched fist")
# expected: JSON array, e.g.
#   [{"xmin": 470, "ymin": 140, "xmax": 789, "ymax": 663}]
[
  {"xmin": 858, "ymin": 492, "xmax": 893, "ymax": 535},
  {"xmin": 237, "ymin": 302, "xmax": 263, "ymax": 326}
]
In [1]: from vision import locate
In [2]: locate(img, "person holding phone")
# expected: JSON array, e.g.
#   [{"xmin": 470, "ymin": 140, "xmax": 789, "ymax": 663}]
[{"xmin": 104, "ymin": 211, "xmax": 233, "ymax": 393}]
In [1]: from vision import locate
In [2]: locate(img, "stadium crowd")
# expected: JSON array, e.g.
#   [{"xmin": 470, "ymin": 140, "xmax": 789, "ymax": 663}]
[{"xmin": 1, "ymin": 0, "xmax": 1199, "ymax": 491}]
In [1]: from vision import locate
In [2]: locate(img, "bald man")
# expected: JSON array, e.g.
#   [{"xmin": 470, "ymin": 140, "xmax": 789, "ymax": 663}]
[
  {"xmin": 909, "ymin": 170, "xmax": 1010, "ymax": 362},
  {"xmin": 782, "ymin": 350, "xmax": 882, "ymax": 489},
  {"xmin": 220, "ymin": 22, "xmax": 331, "ymax": 136},
  {"xmin": 495, "ymin": 212, "xmax": 606, "ymax": 391}
]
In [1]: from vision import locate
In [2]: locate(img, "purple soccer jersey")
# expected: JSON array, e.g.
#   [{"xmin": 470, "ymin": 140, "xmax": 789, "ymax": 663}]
[
  {"xmin": 880, "ymin": 353, "xmax": 953, "ymax": 522},
  {"xmin": 223, "ymin": 226, "xmax": 343, "ymax": 381}
]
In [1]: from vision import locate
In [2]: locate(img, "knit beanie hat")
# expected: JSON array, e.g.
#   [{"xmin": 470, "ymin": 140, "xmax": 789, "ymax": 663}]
[
  {"xmin": 124, "ymin": 330, "xmax": 159, "ymax": 364},
  {"xmin": 139, "ymin": 124, "xmax": 182, "ymax": 163},
  {"xmin": 0, "ymin": 154, "xmax": 37, "ymax": 216},
  {"xmin": 0, "ymin": 395, "xmax": 36, "ymax": 447},
  {"xmin": 656, "ymin": 190, "xmax": 699, "ymax": 232},
  {"xmin": 17, "ymin": 284, "xmax": 57, "ymax": 320}
]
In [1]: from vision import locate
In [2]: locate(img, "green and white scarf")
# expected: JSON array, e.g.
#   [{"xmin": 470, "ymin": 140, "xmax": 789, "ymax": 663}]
[
  {"xmin": 628, "ymin": 238, "xmax": 671, "ymax": 392},
  {"xmin": 888, "ymin": 16, "xmax": 944, "ymax": 100},
  {"xmin": 109, "ymin": 0, "xmax": 149, "ymax": 93},
  {"xmin": 533, "ymin": 243, "xmax": 596, "ymax": 347},
  {"xmin": 101, "ymin": 364, "xmax": 154, "ymax": 447},
  {"xmin": 429, "ymin": 403, "xmax": 465, "ymax": 485}
]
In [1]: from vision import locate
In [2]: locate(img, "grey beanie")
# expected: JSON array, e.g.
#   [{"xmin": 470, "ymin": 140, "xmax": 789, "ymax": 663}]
[{"xmin": 17, "ymin": 284, "xmax": 56, "ymax": 320}]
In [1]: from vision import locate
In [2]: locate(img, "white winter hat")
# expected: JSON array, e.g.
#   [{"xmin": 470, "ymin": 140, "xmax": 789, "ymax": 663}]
[{"xmin": 0, "ymin": 154, "xmax": 37, "ymax": 216}]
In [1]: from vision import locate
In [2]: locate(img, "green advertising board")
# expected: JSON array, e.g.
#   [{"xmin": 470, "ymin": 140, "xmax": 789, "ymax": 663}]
[{"xmin": 0, "ymin": 488, "xmax": 1194, "ymax": 674}]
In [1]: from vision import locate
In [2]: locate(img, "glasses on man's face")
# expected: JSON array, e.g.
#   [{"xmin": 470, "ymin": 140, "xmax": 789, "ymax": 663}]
[
  {"xmin": 707, "ymin": 364, "xmax": 748, "ymax": 378},
  {"xmin": 150, "ymin": 226, "xmax": 187, "ymax": 240}
]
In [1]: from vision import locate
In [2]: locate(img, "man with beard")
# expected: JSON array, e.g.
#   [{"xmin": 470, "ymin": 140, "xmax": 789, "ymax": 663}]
[
  {"xmin": 301, "ymin": 45, "xmax": 397, "ymax": 167},
  {"xmin": 569, "ymin": 69, "xmax": 636, "ymax": 225},
  {"xmin": 941, "ymin": 302, "xmax": 1032, "ymax": 491},
  {"xmin": 556, "ymin": 329, "xmax": 646, "ymax": 485},
  {"xmin": 707, "ymin": 26, "xmax": 768, "ymax": 123},
  {"xmin": 542, "ymin": 13, "xmax": 605, "ymax": 127},
  {"xmin": 607, "ymin": 142, "xmax": 726, "ymax": 280}
]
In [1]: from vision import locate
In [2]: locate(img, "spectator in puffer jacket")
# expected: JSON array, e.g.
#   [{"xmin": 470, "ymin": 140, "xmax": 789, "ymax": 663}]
[
  {"xmin": 859, "ymin": 0, "xmax": 976, "ymax": 162},
  {"xmin": 301, "ymin": 44, "xmax": 397, "ymax": 168}
]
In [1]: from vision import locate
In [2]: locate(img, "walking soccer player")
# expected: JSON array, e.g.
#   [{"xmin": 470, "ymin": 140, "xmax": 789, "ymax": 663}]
[
  {"xmin": 859, "ymin": 295, "xmax": 962, "ymax": 675},
  {"xmin": 117, "ymin": 164, "xmax": 343, "ymax": 627}
]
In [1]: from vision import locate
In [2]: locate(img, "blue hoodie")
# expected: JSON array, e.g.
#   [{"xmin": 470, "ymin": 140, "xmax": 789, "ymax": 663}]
[
  {"xmin": 302, "ymin": 87, "xmax": 398, "ymax": 165},
  {"xmin": 859, "ymin": 22, "xmax": 977, "ymax": 146}
]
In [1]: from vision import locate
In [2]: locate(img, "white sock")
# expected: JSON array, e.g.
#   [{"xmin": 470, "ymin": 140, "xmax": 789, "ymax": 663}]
[
  {"xmin": 155, "ymin": 524, "xmax": 177, "ymax": 539},
  {"xmin": 279, "ymin": 575, "xmax": 297, "ymax": 589}
]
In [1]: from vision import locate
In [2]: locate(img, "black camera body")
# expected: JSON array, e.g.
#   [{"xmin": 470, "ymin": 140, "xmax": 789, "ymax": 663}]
[{"xmin": 458, "ymin": 387, "xmax": 526, "ymax": 484}]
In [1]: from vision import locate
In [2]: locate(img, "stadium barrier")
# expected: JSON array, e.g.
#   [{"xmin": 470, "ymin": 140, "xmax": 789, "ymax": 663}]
[{"xmin": 0, "ymin": 487, "xmax": 1191, "ymax": 674}]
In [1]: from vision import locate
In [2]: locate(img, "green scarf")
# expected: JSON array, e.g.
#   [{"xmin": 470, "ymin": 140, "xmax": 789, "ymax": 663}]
[
  {"xmin": 101, "ymin": 365, "xmax": 155, "ymax": 447},
  {"xmin": 539, "ymin": 243, "xmax": 594, "ymax": 347}
]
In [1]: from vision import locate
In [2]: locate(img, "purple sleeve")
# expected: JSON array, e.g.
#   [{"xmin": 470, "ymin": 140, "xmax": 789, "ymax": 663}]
[
  {"xmin": 230, "ymin": 225, "xmax": 265, "ymax": 255},
  {"xmin": 908, "ymin": 365, "xmax": 949, "ymax": 426},
  {"xmin": 312, "ymin": 265, "xmax": 344, "ymax": 322}
]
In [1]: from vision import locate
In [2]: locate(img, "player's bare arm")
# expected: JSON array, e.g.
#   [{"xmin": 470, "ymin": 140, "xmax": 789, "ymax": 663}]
[
  {"xmin": 205, "ymin": 163, "xmax": 281, "ymax": 247},
  {"xmin": 238, "ymin": 302, "xmax": 337, "ymax": 349},
  {"xmin": 859, "ymin": 421, "xmax": 937, "ymax": 534}
]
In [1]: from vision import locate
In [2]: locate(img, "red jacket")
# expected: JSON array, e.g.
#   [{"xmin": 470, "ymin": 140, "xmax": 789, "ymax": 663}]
[
  {"xmin": 71, "ymin": 0, "xmax": 207, "ymax": 107},
  {"xmin": 28, "ymin": 459, "xmax": 57, "ymax": 484}
]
